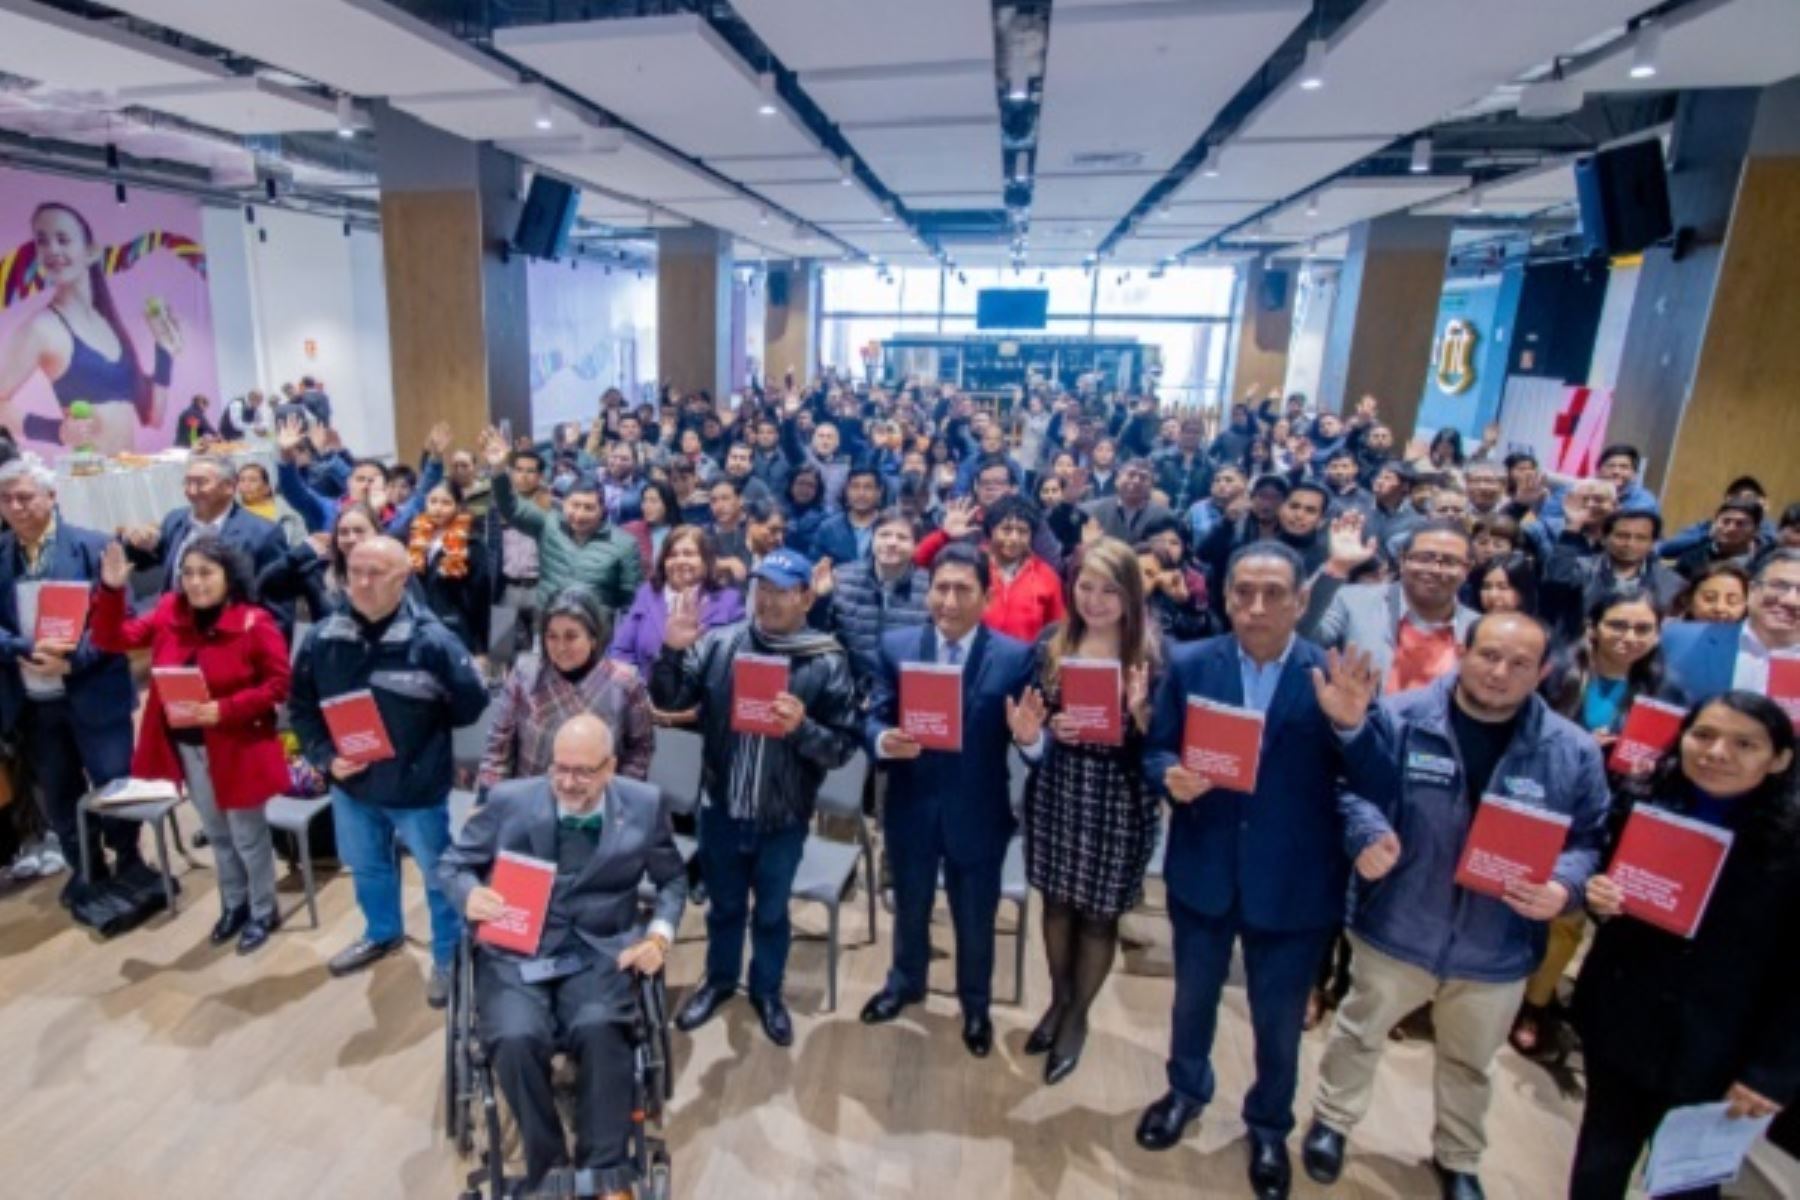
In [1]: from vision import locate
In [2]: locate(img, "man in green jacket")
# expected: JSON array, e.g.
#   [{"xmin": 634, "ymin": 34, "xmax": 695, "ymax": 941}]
[{"xmin": 481, "ymin": 428, "xmax": 642, "ymax": 619}]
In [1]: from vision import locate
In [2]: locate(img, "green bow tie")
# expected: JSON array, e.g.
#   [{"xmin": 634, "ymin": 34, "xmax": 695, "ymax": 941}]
[{"xmin": 559, "ymin": 811, "xmax": 604, "ymax": 833}]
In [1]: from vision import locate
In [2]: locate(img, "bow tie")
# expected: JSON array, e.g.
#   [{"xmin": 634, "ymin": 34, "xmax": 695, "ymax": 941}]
[{"xmin": 558, "ymin": 811, "xmax": 604, "ymax": 833}]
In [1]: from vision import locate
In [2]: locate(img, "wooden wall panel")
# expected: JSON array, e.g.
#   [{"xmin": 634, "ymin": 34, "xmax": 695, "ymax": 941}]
[
  {"xmin": 1319, "ymin": 215, "xmax": 1451, "ymax": 435},
  {"xmin": 657, "ymin": 227, "xmax": 731, "ymax": 401},
  {"xmin": 379, "ymin": 190, "xmax": 489, "ymax": 459},
  {"xmin": 764, "ymin": 261, "xmax": 817, "ymax": 387},
  {"xmin": 1229, "ymin": 260, "xmax": 1294, "ymax": 404}
]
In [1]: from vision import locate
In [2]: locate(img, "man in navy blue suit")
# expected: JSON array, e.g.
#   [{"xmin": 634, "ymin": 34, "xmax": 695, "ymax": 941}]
[
  {"xmin": 1661, "ymin": 549, "xmax": 1800, "ymax": 706},
  {"xmin": 0, "ymin": 459, "xmax": 142, "ymax": 899},
  {"xmin": 860, "ymin": 543, "xmax": 1037, "ymax": 1058},
  {"xmin": 1138, "ymin": 540, "xmax": 1378, "ymax": 1200},
  {"xmin": 120, "ymin": 453, "xmax": 287, "ymax": 619}
]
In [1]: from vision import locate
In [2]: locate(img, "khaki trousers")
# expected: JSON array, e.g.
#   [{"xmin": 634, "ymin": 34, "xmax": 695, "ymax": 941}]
[
  {"xmin": 1313, "ymin": 934, "xmax": 1526, "ymax": 1173},
  {"xmin": 1523, "ymin": 911, "xmax": 1587, "ymax": 1009}
]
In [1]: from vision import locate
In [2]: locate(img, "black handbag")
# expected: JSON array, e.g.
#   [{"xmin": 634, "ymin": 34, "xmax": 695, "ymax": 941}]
[{"xmin": 67, "ymin": 862, "xmax": 176, "ymax": 938}]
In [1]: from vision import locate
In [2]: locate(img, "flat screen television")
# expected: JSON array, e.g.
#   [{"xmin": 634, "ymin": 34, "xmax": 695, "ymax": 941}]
[{"xmin": 976, "ymin": 288, "xmax": 1050, "ymax": 330}]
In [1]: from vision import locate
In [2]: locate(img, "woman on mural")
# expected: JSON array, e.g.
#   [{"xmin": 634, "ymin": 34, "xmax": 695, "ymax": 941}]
[{"xmin": 0, "ymin": 201, "xmax": 182, "ymax": 453}]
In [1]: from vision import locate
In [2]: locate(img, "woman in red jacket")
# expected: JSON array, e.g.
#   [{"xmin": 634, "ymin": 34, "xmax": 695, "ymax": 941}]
[{"xmin": 93, "ymin": 535, "xmax": 292, "ymax": 952}]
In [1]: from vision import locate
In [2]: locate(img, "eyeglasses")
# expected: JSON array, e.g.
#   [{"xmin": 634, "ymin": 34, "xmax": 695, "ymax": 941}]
[
  {"xmin": 1599, "ymin": 619, "xmax": 1658, "ymax": 637},
  {"xmin": 550, "ymin": 761, "xmax": 611, "ymax": 783},
  {"xmin": 1403, "ymin": 553, "xmax": 1469, "ymax": 571},
  {"xmin": 1755, "ymin": 579, "xmax": 1800, "ymax": 599}
]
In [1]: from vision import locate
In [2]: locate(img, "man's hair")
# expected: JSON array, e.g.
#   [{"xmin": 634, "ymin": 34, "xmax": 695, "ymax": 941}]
[
  {"xmin": 189, "ymin": 453, "xmax": 236, "ymax": 480},
  {"xmin": 1395, "ymin": 519, "xmax": 1474, "ymax": 556},
  {"xmin": 389, "ymin": 464, "xmax": 418, "ymax": 488},
  {"xmin": 1725, "ymin": 475, "xmax": 1766, "ymax": 498},
  {"xmin": 982, "ymin": 494, "xmax": 1041, "ymax": 536},
  {"xmin": 1464, "ymin": 460, "xmax": 1507, "ymax": 481},
  {"xmin": 1324, "ymin": 447, "xmax": 1358, "ymax": 467},
  {"xmin": 509, "ymin": 448, "xmax": 545, "ymax": 472},
  {"xmin": 1780, "ymin": 502, "xmax": 1800, "ymax": 531},
  {"xmin": 1715, "ymin": 498, "xmax": 1765, "ymax": 526},
  {"xmin": 929, "ymin": 540, "xmax": 990, "ymax": 591},
  {"xmin": 845, "ymin": 464, "xmax": 883, "ymax": 490},
  {"xmin": 744, "ymin": 495, "xmax": 782, "ymax": 525},
  {"xmin": 0, "ymin": 458, "xmax": 55, "ymax": 492},
  {"xmin": 1597, "ymin": 443, "xmax": 1642, "ymax": 470},
  {"xmin": 1140, "ymin": 513, "xmax": 1186, "ymax": 546},
  {"xmin": 709, "ymin": 475, "xmax": 744, "ymax": 497},
  {"xmin": 1249, "ymin": 473, "xmax": 1292, "ymax": 498},
  {"xmin": 1753, "ymin": 548, "xmax": 1800, "ymax": 581},
  {"xmin": 1503, "ymin": 451, "xmax": 1539, "ymax": 473},
  {"xmin": 1462, "ymin": 610, "xmax": 1554, "ymax": 666},
  {"xmin": 871, "ymin": 507, "xmax": 917, "ymax": 536},
  {"xmin": 351, "ymin": 457, "xmax": 391, "ymax": 482},
  {"xmin": 563, "ymin": 475, "xmax": 603, "ymax": 500},
  {"xmin": 1225, "ymin": 540, "xmax": 1305, "ymax": 591},
  {"xmin": 1286, "ymin": 480, "xmax": 1330, "ymax": 507},
  {"xmin": 1602, "ymin": 509, "xmax": 1663, "ymax": 539},
  {"xmin": 972, "ymin": 453, "xmax": 1013, "ymax": 484}
]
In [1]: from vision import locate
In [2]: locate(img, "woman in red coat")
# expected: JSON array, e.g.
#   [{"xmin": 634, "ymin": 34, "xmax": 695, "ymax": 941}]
[{"xmin": 92, "ymin": 535, "xmax": 292, "ymax": 952}]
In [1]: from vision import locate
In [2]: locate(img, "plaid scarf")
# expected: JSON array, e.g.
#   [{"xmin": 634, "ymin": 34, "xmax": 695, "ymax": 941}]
[
  {"xmin": 408, "ymin": 511, "xmax": 472, "ymax": 579},
  {"xmin": 725, "ymin": 612, "xmax": 843, "ymax": 827}
]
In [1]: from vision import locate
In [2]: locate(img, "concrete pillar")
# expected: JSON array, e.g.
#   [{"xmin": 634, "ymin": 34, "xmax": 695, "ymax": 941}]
[
  {"xmin": 1228, "ymin": 259, "xmax": 1295, "ymax": 404},
  {"xmin": 372, "ymin": 103, "xmax": 528, "ymax": 455},
  {"xmin": 1317, "ymin": 214, "xmax": 1453, "ymax": 436},
  {"xmin": 763, "ymin": 260, "xmax": 819, "ymax": 389},
  {"xmin": 656, "ymin": 226, "xmax": 732, "ymax": 402}
]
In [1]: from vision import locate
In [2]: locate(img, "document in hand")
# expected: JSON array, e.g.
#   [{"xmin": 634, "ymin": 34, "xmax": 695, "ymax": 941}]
[
  {"xmin": 900, "ymin": 662, "xmax": 963, "ymax": 751},
  {"xmin": 1608, "ymin": 805, "xmax": 1733, "ymax": 938},
  {"xmin": 1643, "ymin": 1101, "xmax": 1773, "ymax": 1196},
  {"xmin": 1181, "ymin": 697, "xmax": 1265, "ymax": 793},
  {"xmin": 1771, "ymin": 657, "xmax": 1800, "ymax": 730},
  {"xmin": 475, "ymin": 851, "xmax": 557, "ymax": 957},
  {"xmin": 1608, "ymin": 696, "xmax": 1688, "ymax": 775},
  {"xmin": 1453, "ymin": 794, "xmax": 1571, "ymax": 899},
  {"xmin": 33, "ymin": 581, "xmax": 91, "ymax": 643},
  {"xmin": 1060, "ymin": 659, "xmax": 1122, "ymax": 746},
  {"xmin": 152, "ymin": 666, "xmax": 211, "ymax": 729},
  {"xmin": 730, "ymin": 654, "xmax": 791, "ymax": 736},
  {"xmin": 321, "ymin": 690, "xmax": 397, "ymax": 763}
]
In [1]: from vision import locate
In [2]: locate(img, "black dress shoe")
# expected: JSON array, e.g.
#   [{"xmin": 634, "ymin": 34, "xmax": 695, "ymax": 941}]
[
  {"xmin": 1134, "ymin": 1092, "xmax": 1203, "ymax": 1151},
  {"xmin": 210, "ymin": 905, "xmax": 250, "ymax": 945},
  {"xmin": 1044, "ymin": 1018, "xmax": 1087, "ymax": 1086},
  {"xmin": 674, "ymin": 980, "xmax": 737, "ymax": 1032},
  {"xmin": 1248, "ymin": 1134, "xmax": 1293, "ymax": 1200},
  {"xmin": 1301, "ymin": 1120, "xmax": 1347, "ymax": 1185},
  {"xmin": 1024, "ymin": 1006, "xmax": 1062, "ymax": 1056},
  {"xmin": 1433, "ymin": 1162, "xmax": 1485, "ymax": 1200},
  {"xmin": 237, "ymin": 912, "xmax": 279, "ymax": 955},
  {"xmin": 327, "ymin": 936, "xmax": 405, "ymax": 977},
  {"xmin": 961, "ymin": 1012, "xmax": 993, "ymax": 1058},
  {"xmin": 859, "ymin": 988, "xmax": 916, "ymax": 1026},
  {"xmin": 748, "ymin": 994, "xmax": 794, "ymax": 1047}
]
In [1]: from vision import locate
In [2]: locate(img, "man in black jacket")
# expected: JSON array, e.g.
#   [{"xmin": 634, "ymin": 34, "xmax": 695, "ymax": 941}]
[
  {"xmin": 290, "ymin": 537, "xmax": 489, "ymax": 1006},
  {"xmin": 651, "ymin": 547, "xmax": 859, "ymax": 1046}
]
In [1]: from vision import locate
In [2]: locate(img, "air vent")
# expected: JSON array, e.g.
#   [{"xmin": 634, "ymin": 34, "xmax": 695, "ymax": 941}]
[{"xmin": 1069, "ymin": 151, "xmax": 1145, "ymax": 170}]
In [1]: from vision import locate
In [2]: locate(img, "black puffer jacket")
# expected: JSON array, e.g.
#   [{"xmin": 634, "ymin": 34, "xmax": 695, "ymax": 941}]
[{"xmin": 650, "ymin": 621, "xmax": 859, "ymax": 829}]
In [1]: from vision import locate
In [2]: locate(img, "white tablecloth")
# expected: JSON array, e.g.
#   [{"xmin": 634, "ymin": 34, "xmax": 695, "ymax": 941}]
[{"xmin": 53, "ymin": 448, "xmax": 278, "ymax": 533}]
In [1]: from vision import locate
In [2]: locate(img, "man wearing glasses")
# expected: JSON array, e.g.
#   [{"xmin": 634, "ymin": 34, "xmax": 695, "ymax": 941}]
[
  {"xmin": 1661, "ymin": 548, "xmax": 1800, "ymax": 705},
  {"xmin": 1302, "ymin": 515, "xmax": 1480, "ymax": 696},
  {"xmin": 441, "ymin": 713, "xmax": 685, "ymax": 1198}
]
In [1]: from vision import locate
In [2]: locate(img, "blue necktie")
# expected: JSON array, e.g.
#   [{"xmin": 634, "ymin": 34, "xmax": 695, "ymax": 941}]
[{"xmin": 944, "ymin": 641, "xmax": 963, "ymax": 667}]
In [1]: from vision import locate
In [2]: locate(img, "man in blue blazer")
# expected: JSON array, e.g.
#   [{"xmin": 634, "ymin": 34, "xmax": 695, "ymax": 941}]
[
  {"xmin": 121, "ymin": 453, "xmax": 288, "ymax": 622},
  {"xmin": 1661, "ymin": 549, "xmax": 1800, "ymax": 707},
  {"xmin": 1139, "ymin": 540, "xmax": 1379, "ymax": 1200},
  {"xmin": 0, "ymin": 460, "xmax": 142, "ymax": 896},
  {"xmin": 860, "ymin": 543, "xmax": 1037, "ymax": 1058}
]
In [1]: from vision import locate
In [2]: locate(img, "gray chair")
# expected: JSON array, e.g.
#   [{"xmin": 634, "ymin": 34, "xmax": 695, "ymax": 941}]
[
  {"xmin": 647, "ymin": 728, "xmax": 704, "ymax": 864},
  {"xmin": 76, "ymin": 789, "xmax": 193, "ymax": 915},
  {"xmin": 447, "ymin": 788, "xmax": 479, "ymax": 840},
  {"xmin": 1001, "ymin": 836, "xmax": 1030, "ymax": 1006},
  {"xmin": 487, "ymin": 603, "xmax": 521, "ymax": 669},
  {"xmin": 452, "ymin": 702, "xmax": 496, "ymax": 780},
  {"xmin": 792, "ymin": 752, "xmax": 875, "ymax": 1012},
  {"xmin": 265, "ymin": 794, "xmax": 332, "ymax": 928}
]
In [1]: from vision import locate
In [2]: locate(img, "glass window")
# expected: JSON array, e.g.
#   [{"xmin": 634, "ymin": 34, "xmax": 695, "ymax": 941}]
[{"xmin": 1094, "ymin": 265, "xmax": 1236, "ymax": 318}]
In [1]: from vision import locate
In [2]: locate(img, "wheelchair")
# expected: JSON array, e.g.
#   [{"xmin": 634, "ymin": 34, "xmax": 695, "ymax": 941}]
[{"xmin": 446, "ymin": 934, "xmax": 674, "ymax": 1199}]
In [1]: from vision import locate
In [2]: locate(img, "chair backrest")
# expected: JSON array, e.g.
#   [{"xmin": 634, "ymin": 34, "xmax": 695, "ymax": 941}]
[
  {"xmin": 815, "ymin": 751, "xmax": 869, "ymax": 822},
  {"xmin": 447, "ymin": 788, "xmax": 478, "ymax": 839},
  {"xmin": 289, "ymin": 622, "xmax": 313, "ymax": 666},
  {"xmin": 488, "ymin": 603, "xmax": 520, "ymax": 662},
  {"xmin": 1008, "ymin": 745, "xmax": 1030, "ymax": 817},
  {"xmin": 648, "ymin": 727, "xmax": 704, "ymax": 817},
  {"xmin": 452, "ymin": 701, "xmax": 495, "ymax": 764}
]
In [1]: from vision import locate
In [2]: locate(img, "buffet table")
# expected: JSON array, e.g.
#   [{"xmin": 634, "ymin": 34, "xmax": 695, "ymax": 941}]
[{"xmin": 52, "ymin": 446, "xmax": 277, "ymax": 532}]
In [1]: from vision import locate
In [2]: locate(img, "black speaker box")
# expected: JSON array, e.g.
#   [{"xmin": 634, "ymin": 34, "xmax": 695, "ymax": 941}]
[
  {"xmin": 1575, "ymin": 139, "xmax": 1673, "ymax": 258},
  {"xmin": 512, "ymin": 175, "xmax": 579, "ymax": 260}
]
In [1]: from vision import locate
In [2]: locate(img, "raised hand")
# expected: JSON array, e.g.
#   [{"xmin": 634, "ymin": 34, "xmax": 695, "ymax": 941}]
[
  {"xmin": 1006, "ymin": 688, "xmax": 1047, "ymax": 745},
  {"xmin": 306, "ymin": 531, "xmax": 333, "ymax": 559},
  {"xmin": 122, "ymin": 524, "xmax": 160, "ymax": 552},
  {"xmin": 663, "ymin": 591, "xmax": 702, "ymax": 651},
  {"xmin": 941, "ymin": 497, "xmax": 977, "ymax": 540},
  {"xmin": 1326, "ymin": 511, "xmax": 1376, "ymax": 573},
  {"xmin": 276, "ymin": 415, "xmax": 307, "ymax": 459},
  {"xmin": 478, "ymin": 426, "xmax": 509, "ymax": 470},
  {"xmin": 101, "ymin": 540, "xmax": 132, "ymax": 590},
  {"xmin": 1126, "ymin": 662, "xmax": 1152, "ymax": 730},
  {"xmin": 1355, "ymin": 831, "xmax": 1401, "ymax": 880},
  {"xmin": 810, "ymin": 556, "xmax": 835, "ymax": 597},
  {"xmin": 366, "ymin": 479, "xmax": 390, "ymax": 514},
  {"xmin": 1310, "ymin": 646, "xmax": 1379, "ymax": 731},
  {"xmin": 425, "ymin": 420, "xmax": 453, "ymax": 460}
]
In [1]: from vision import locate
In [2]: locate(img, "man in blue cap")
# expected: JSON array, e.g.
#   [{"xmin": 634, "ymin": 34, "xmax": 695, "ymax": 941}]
[{"xmin": 650, "ymin": 546, "xmax": 860, "ymax": 1047}]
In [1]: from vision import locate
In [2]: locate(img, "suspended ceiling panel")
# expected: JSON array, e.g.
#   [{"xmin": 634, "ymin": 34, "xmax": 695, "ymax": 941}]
[
  {"xmin": 1033, "ymin": 171, "xmax": 1164, "ymax": 219},
  {"xmin": 100, "ymin": 0, "xmax": 516, "ymax": 97},
  {"xmin": 801, "ymin": 61, "xmax": 998, "ymax": 124},
  {"xmin": 508, "ymin": 132, "xmax": 734, "ymax": 203},
  {"xmin": 1413, "ymin": 160, "xmax": 1577, "ymax": 217},
  {"xmin": 119, "ymin": 78, "xmax": 338, "ymax": 134},
  {"xmin": 835, "ymin": 230, "xmax": 927, "ymax": 256},
  {"xmin": 1164, "ymin": 199, "xmax": 1267, "ymax": 226},
  {"xmin": 729, "ymin": 0, "xmax": 995, "ymax": 72},
  {"xmin": 661, "ymin": 196, "xmax": 786, "ymax": 238},
  {"xmin": 703, "ymin": 154, "xmax": 840, "ymax": 185},
  {"xmin": 904, "ymin": 191, "xmax": 1004, "ymax": 210},
  {"xmin": 1237, "ymin": 0, "xmax": 1658, "ymax": 141},
  {"xmin": 1036, "ymin": 0, "xmax": 1309, "ymax": 174},
  {"xmin": 576, "ymin": 190, "xmax": 688, "ymax": 228},
  {"xmin": 842, "ymin": 119, "xmax": 1002, "ymax": 194},
  {"xmin": 1566, "ymin": 0, "xmax": 1800, "ymax": 95},
  {"xmin": 498, "ymin": 14, "xmax": 816, "ymax": 160},
  {"xmin": 1167, "ymin": 136, "xmax": 1389, "ymax": 204},
  {"xmin": 1260, "ymin": 174, "xmax": 1471, "ymax": 238},
  {"xmin": 757, "ymin": 181, "xmax": 888, "ymax": 224},
  {"xmin": 392, "ymin": 85, "xmax": 594, "ymax": 144},
  {"xmin": 0, "ymin": 0, "xmax": 229, "ymax": 91}
]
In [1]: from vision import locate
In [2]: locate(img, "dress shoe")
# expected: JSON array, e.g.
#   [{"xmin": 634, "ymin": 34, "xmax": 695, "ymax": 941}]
[
  {"xmin": 1044, "ymin": 1017, "xmax": 1088, "ymax": 1086},
  {"xmin": 1024, "ymin": 1005, "xmax": 1063, "ymax": 1056},
  {"xmin": 748, "ymin": 993, "xmax": 794, "ymax": 1047},
  {"xmin": 1248, "ymin": 1134, "xmax": 1293, "ymax": 1200},
  {"xmin": 327, "ymin": 936, "xmax": 405, "ymax": 977},
  {"xmin": 674, "ymin": 980, "xmax": 737, "ymax": 1033},
  {"xmin": 858, "ymin": 988, "xmax": 917, "ymax": 1026},
  {"xmin": 1301, "ymin": 1120, "xmax": 1347, "ymax": 1185},
  {"xmin": 961, "ymin": 1012, "xmax": 993, "ymax": 1058},
  {"xmin": 1433, "ymin": 1162, "xmax": 1485, "ymax": 1200},
  {"xmin": 209, "ymin": 905, "xmax": 250, "ymax": 945},
  {"xmin": 1134, "ymin": 1092, "xmax": 1203, "ymax": 1151},
  {"xmin": 426, "ymin": 963, "xmax": 453, "ymax": 1009},
  {"xmin": 236, "ymin": 912, "xmax": 279, "ymax": 955}
]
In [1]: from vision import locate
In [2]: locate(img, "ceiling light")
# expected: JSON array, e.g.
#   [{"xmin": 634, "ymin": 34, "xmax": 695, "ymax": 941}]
[
  {"xmin": 336, "ymin": 94, "xmax": 357, "ymax": 139},
  {"xmin": 1629, "ymin": 22, "xmax": 1660, "ymax": 80},
  {"xmin": 1202, "ymin": 145, "xmax": 1224, "ymax": 178},
  {"xmin": 757, "ymin": 71, "xmax": 777, "ymax": 116},
  {"xmin": 1298, "ymin": 38, "xmax": 1328, "ymax": 90},
  {"xmin": 1409, "ymin": 136, "xmax": 1432, "ymax": 174},
  {"xmin": 839, "ymin": 155, "xmax": 854, "ymax": 186},
  {"xmin": 1011, "ymin": 151, "xmax": 1029, "ymax": 181},
  {"xmin": 1468, "ymin": 189, "xmax": 1485, "ymax": 215},
  {"xmin": 1007, "ymin": 82, "xmax": 1029, "ymax": 103},
  {"xmin": 534, "ymin": 93, "xmax": 555, "ymax": 131},
  {"xmin": 881, "ymin": 201, "xmax": 896, "ymax": 224},
  {"xmin": 1304, "ymin": 194, "xmax": 1320, "ymax": 218}
]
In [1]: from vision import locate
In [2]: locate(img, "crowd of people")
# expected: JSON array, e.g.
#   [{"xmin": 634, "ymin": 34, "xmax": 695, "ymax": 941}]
[{"xmin": 0, "ymin": 372, "xmax": 1794, "ymax": 1200}]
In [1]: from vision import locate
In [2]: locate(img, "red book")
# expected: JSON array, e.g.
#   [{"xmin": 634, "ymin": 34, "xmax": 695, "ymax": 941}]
[
  {"xmin": 1181, "ymin": 697, "xmax": 1265, "ymax": 793},
  {"xmin": 1771, "ymin": 658, "xmax": 1800, "ymax": 731},
  {"xmin": 1608, "ymin": 805, "xmax": 1733, "ymax": 938},
  {"xmin": 33, "ymin": 581, "xmax": 91, "ymax": 643},
  {"xmin": 1061, "ymin": 658, "xmax": 1123, "ymax": 746},
  {"xmin": 730, "ymin": 654, "xmax": 790, "ymax": 737},
  {"xmin": 152, "ymin": 666, "xmax": 211, "ymax": 729},
  {"xmin": 1454, "ymin": 794, "xmax": 1572, "ymax": 899},
  {"xmin": 1608, "ymin": 696, "xmax": 1687, "ymax": 775},
  {"xmin": 900, "ymin": 662, "xmax": 963, "ymax": 751},
  {"xmin": 320, "ymin": 689, "xmax": 397, "ymax": 764},
  {"xmin": 475, "ymin": 851, "xmax": 557, "ymax": 956}
]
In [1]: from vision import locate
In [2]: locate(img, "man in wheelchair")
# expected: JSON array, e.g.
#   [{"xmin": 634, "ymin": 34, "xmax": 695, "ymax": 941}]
[{"xmin": 440, "ymin": 713, "xmax": 686, "ymax": 1198}]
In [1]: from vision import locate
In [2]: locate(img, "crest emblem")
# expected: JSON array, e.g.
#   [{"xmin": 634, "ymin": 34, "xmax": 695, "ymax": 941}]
[{"xmin": 1434, "ymin": 318, "xmax": 1477, "ymax": 395}]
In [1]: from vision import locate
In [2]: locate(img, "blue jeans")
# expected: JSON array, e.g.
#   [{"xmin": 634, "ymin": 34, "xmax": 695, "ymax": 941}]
[
  {"xmin": 697, "ymin": 805, "xmax": 807, "ymax": 1001},
  {"xmin": 331, "ymin": 788, "xmax": 463, "ymax": 966}
]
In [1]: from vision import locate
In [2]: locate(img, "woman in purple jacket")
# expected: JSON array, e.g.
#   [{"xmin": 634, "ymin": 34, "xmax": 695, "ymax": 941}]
[{"xmin": 608, "ymin": 525, "xmax": 744, "ymax": 720}]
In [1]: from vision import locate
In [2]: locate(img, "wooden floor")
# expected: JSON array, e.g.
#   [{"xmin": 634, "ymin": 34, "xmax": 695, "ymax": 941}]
[{"xmin": 0, "ymin": 818, "xmax": 1790, "ymax": 1200}]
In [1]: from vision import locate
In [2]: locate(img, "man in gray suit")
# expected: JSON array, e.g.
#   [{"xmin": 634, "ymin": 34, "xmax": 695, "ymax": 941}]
[
  {"xmin": 1301, "ymin": 515, "xmax": 1479, "ymax": 696},
  {"xmin": 440, "ymin": 714, "xmax": 686, "ymax": 1195}
]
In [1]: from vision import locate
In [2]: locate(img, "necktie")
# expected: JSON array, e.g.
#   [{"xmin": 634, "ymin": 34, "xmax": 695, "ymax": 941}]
[
  {"xmin": 559, "ymin": 812, "xmax": 604, "ymax": 834},
  {"xmin": 944, "ymin": 640, "xmax": 963, "ymax": 667}
]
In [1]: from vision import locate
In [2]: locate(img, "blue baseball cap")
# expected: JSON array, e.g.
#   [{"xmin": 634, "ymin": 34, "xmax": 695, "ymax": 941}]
[{"xmin": 752, "ymin": 547, "xmax": 814, "ymax": 590}]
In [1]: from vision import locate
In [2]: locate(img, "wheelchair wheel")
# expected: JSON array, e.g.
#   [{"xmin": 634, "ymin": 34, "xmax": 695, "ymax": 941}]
[
  {"xmin": 445, "ymin": 945, "xmax": 475, "ymax": 1154},
  {"xmin": 641, "ymin": 1151, "xmax": 671, "ymax": 1200}
]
